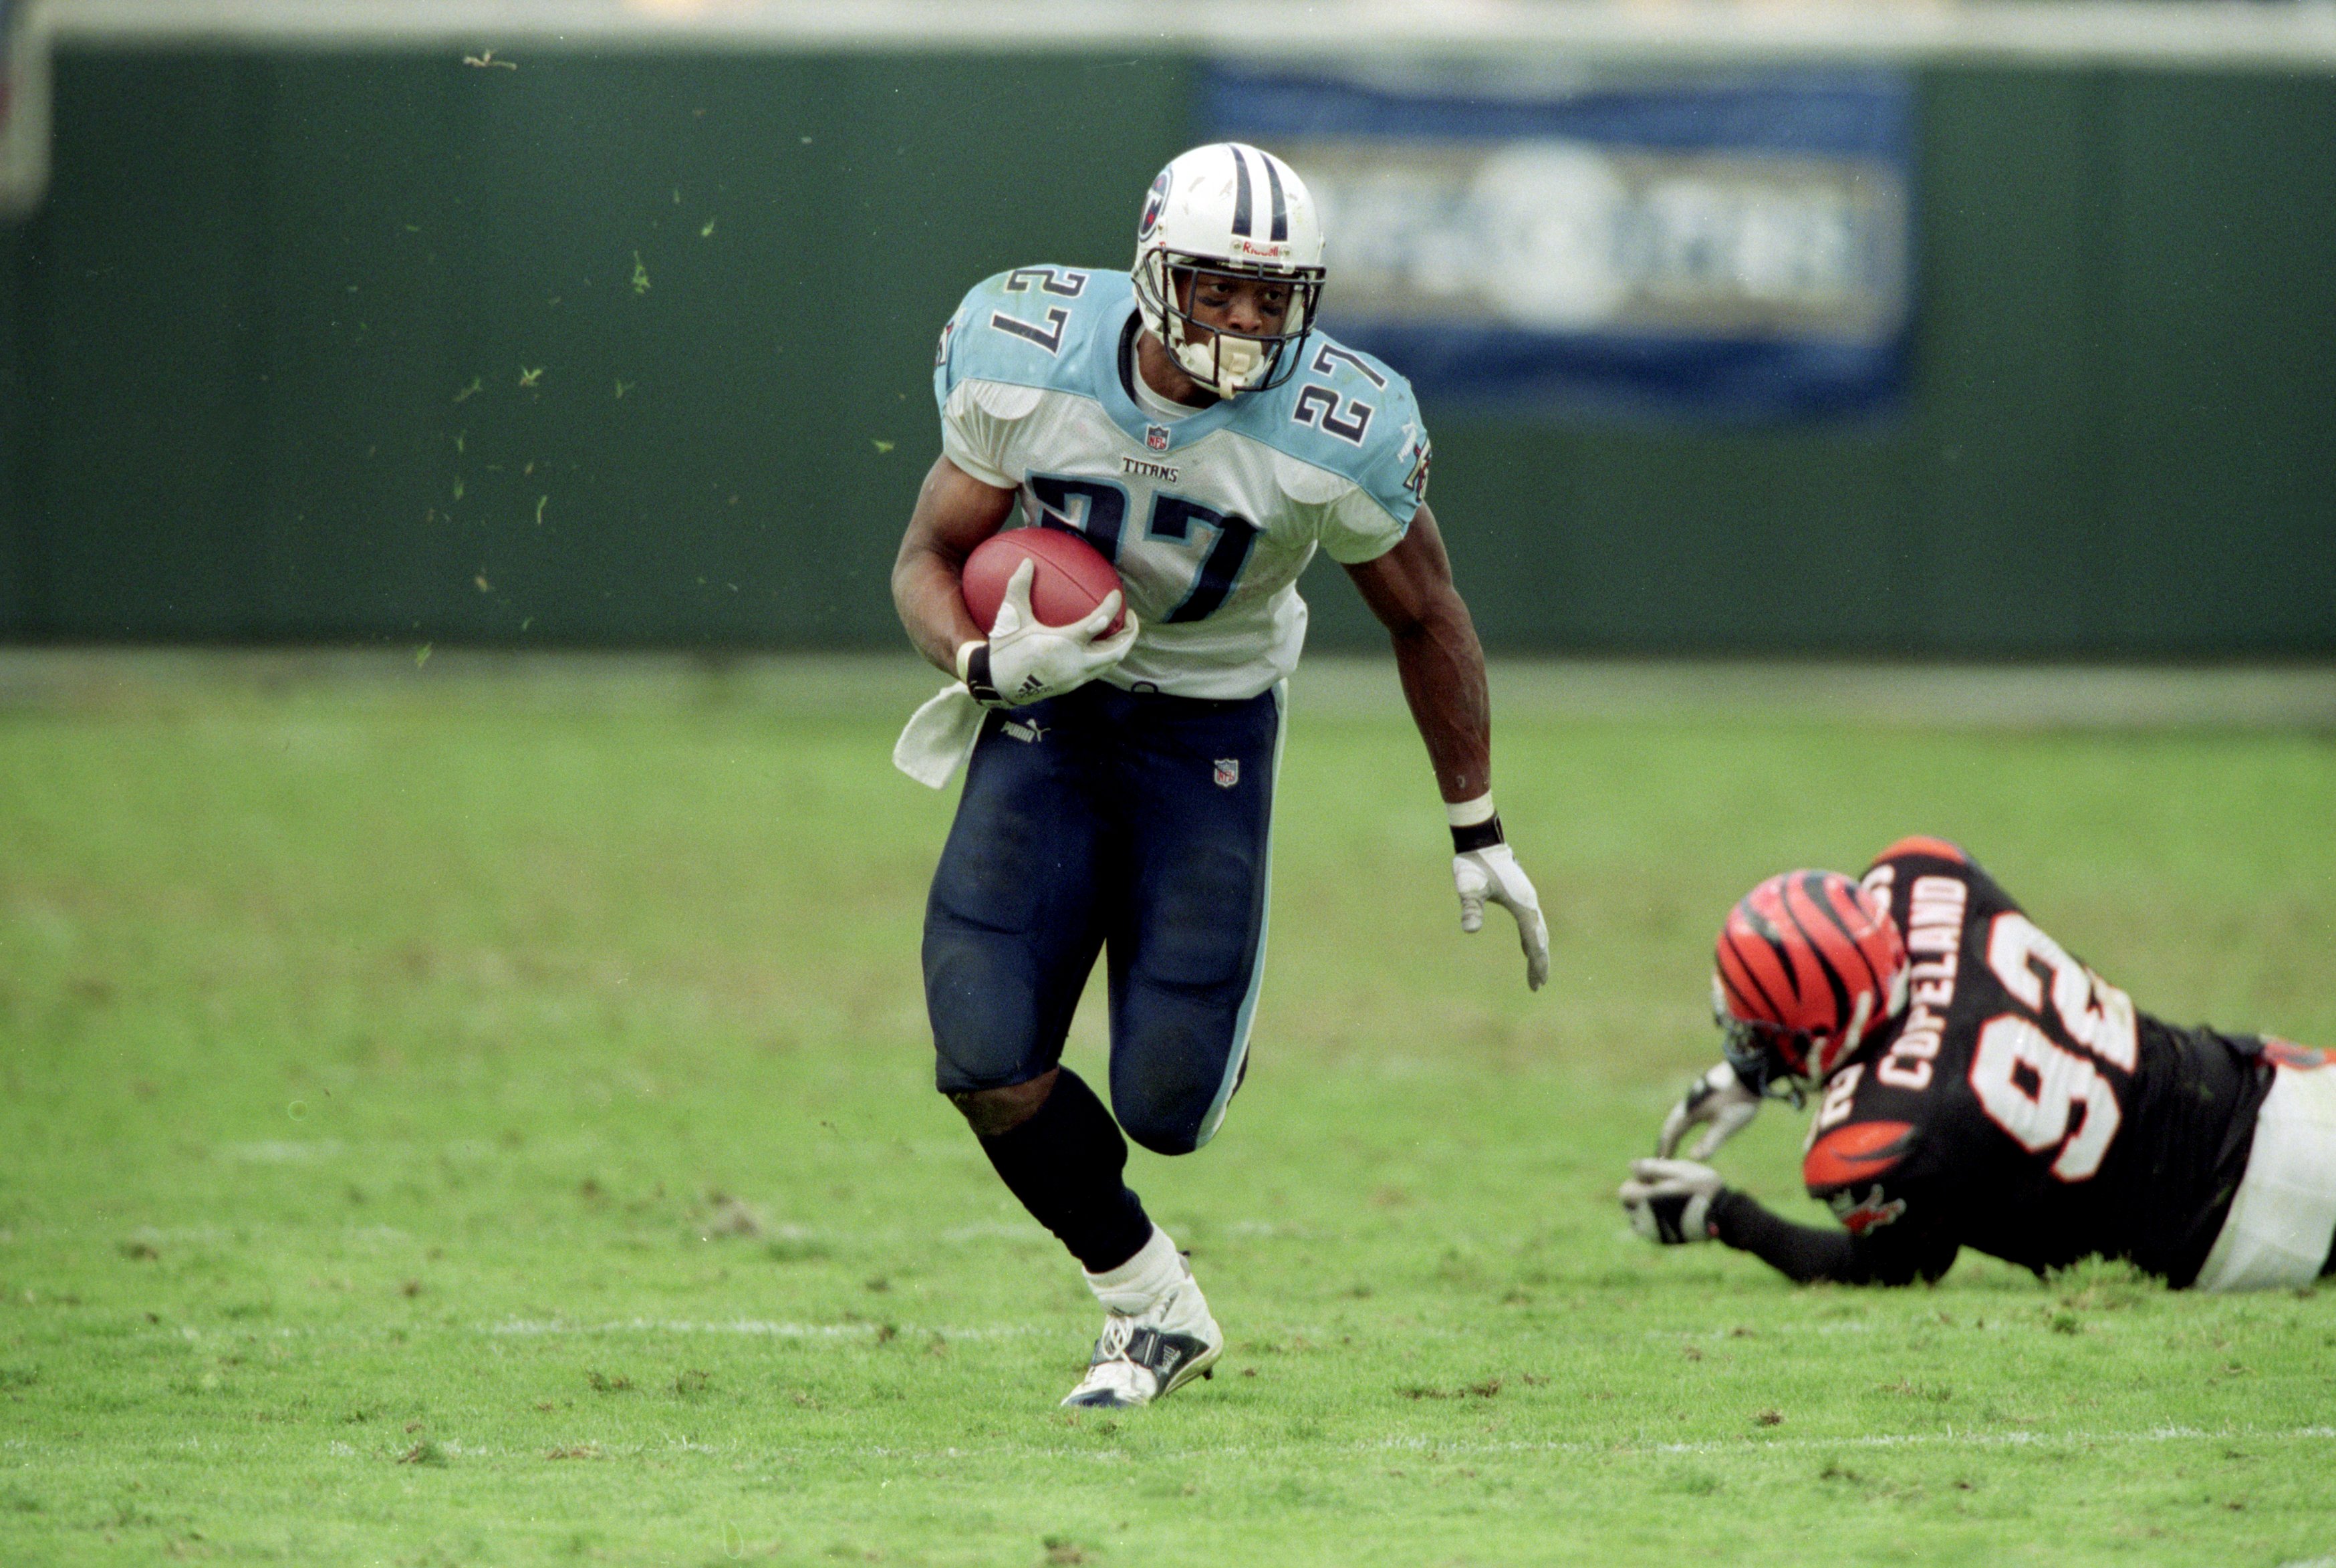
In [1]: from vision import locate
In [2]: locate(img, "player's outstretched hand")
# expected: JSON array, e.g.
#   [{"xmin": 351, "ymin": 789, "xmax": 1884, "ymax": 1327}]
[
  {"xmin": 1618, "ymin": 1158, "xmax": 1724, "ymax": 1245},
  {"xmin": 1657, "ymin": 1061, "xmax": 1763, "ymax": 1160},
  {"xmin": 978, "ymin": 559, "xmax": 1139, "ymax": 708},
  {"xmin": 1452, "ymin": 842, "xmax": 1550, "ymax": 991}
]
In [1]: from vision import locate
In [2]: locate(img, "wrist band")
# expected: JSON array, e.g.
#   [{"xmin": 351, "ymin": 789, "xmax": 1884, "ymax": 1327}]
[
  {"xmin": 1451, "ymin": 813, "xmax": 1505, "ymax": 855},
  {"xmin": 957, "ymin": 642, "xmax": 1003, "ymax": 708},
  {"xmin": 1445, "ymin": 793, "xmax": 1497, "ymax": 828}
]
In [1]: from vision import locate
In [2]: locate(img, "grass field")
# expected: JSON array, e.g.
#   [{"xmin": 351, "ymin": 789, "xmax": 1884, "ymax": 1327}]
[{"xmin": 3, "ymin": 652, "xmax": 2334, "ymax": 1567}]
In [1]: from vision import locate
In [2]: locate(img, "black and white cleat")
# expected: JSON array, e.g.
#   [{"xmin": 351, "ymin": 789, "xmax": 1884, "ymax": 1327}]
[{"xmin": 1061, "ymin": 1276, "xmax": 1222, "ymax": 1409}]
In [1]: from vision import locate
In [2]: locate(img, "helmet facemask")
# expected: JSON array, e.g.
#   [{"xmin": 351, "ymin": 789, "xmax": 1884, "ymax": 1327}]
[
  {"xmin": 1714, "ymin": 979, "xmax": 1886, "ymax": 1109},
  {"xmin": 1136, "ymin": 250, "xmax": 1322, "ymax": 398},
  {"xmin": 1714, "ymin": 974, "xmax": 1813, "ymax": 1109},
  {"xmin": 1130, "ymin": 144, "xmax": 1328, "ymax": 400}
]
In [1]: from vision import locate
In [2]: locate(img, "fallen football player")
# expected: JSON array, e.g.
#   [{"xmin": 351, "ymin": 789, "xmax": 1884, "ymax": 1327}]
[{"xmin": 1621, "ymin": 837, "xmax": 2336, "ymax": 1291}]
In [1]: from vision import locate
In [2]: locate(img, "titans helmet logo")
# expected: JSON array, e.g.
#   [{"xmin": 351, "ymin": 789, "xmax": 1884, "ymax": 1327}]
[{"xmin": 1138, "ymin": 169, "xmax": 1172, "ymax": 241}]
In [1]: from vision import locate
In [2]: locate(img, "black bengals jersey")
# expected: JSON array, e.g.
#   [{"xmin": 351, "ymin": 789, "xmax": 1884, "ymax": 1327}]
[{"xmin": 1711, "ymin": 837, "xmax": 2276, "ymax": 1288}]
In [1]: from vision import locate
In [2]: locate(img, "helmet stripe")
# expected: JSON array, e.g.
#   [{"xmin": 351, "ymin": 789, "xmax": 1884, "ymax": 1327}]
[
  {"xmin": 1716, "ymin": 938, "xmax": 1783, "ymax": 1022},
  {"xmin": 1738, "ymin": 888, "xmax": 1807, "ymax": 1011},
  {"xmin": 1261, "ymin": 152, "xmax": 1289, "ymax": 242},
  {"xmin": 1802, "ymin": 873, "xmax": 1885, "ymax": 995},
  {"xmin": 1229, "ymin": 146, "xmax": 1254, "ymax": 238},
  {"xmin": 1716, "ymin": 964, "xmax": 1763, "ymax": 1021},
  {"xmin": 1719, "ymin": 921, "xmax": 1796, "ymax": 1023},
  {"xmin": 1781, "ymin": 874, "xmax": 1853, "ymax": 1029}
]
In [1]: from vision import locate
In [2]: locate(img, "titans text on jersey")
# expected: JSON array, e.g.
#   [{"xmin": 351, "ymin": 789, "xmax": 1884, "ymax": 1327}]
[{"xmin": 934, "ymin": 263, "xmax": 1430, "ymax": 700}]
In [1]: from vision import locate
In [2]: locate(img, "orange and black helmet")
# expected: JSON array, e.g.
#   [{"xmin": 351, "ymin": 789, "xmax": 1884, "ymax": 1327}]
[{"xmin": 1713, "ymin": 870, "xmax": 1908, "ymax": 1099}]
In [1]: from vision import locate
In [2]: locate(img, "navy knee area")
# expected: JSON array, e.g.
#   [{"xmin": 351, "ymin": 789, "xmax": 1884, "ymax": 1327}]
[
  {"xmin": 1118, "ymin": 1112, "xmax": 1204, "ymax": 1158},
  {"xmin": 1110, "ymin": 1054, "xmax": 1225, "ymax": 1156}
]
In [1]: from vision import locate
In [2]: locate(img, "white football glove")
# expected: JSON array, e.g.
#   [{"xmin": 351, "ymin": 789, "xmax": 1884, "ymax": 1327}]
[
  {"xmin": 1618, "ymin": 1158, "xmax": 1725, "ymax": 1245},
  {"xmin": 964, "ymin": 558, "xmax": 1139, "ymax": 708},
  {"xmin": 1656, "ymin": 1061, "xmax": 1763, "ymax": 1160},
  {"xmin": 1453, "ymin": 842, "xmax": 1550, "ymax": 991}
]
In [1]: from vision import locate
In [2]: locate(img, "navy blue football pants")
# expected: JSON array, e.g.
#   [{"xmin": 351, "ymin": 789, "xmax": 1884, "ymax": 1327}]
[{"xmin": 922, "ymin": 680, "xmax": 1283, "ymax": 1156}]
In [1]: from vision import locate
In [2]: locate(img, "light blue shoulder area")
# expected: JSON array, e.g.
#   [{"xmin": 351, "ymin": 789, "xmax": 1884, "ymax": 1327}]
[
  {"xmin": 932, "ymin": 263, "xmax": 1129, "ymax": 410},
  {"xmin": 1235, "ymin": 331, "xmax": 1430, "ymax": 525}
]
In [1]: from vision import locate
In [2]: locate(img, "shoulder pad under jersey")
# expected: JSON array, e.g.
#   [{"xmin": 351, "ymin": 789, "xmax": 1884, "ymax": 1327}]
[
  {"xmin": 1864, "ymin": 836, "xmax": 1972, "ymax": 878},
  {"xmin": 1232, "ymin": 332, "xmax": 1431, "ymax": 525},
  {"xmin": 934, "ymin": 265, "xmax": 1128, "ymax": 407},
  {"xmin": 1804, "ymin": 1118, "xmax": 1921, "ymax": 1197}
]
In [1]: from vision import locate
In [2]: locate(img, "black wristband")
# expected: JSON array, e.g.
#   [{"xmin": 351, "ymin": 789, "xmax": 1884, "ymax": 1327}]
[
  {"xmin": 1450, "ymin": 813, "xmax": 1505, "ymax": 855},
  {"xmin": 962, "ymin": 643, "xmax": 1004, "ymax": 708}
]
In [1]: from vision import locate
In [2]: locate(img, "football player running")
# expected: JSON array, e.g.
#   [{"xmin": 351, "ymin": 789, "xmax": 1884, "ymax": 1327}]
[
  {"xmin": 1619, "ymin": 837, "xmax": 2336, "ymax": 1291},
  {"xmin": 890, "ymin": 144, "xmax": 1550, "ymax": 1408}
]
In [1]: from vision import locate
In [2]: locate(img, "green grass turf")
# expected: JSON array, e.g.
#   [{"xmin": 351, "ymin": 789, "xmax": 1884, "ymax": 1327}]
[{"xmin": 3, "ymin": 656, "xmax": 2335, "ymax": 1567}]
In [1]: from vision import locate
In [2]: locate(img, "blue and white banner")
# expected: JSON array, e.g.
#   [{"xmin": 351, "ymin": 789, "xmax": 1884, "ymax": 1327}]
[{"xmin": 1206, "ymin": 64, "xmax": 1913, "ymax": 420}]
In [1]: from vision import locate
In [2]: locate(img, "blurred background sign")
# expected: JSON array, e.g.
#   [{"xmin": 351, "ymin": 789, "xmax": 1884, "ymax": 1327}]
[
  {"xmin": 0, "ymin": 1, "xmax": 2331, "ymax": 656},
  {"xmin": 1210, "ymin": 64, "xmax": 1912, "ymax": 420},
  {"xmin": 0, "ymin": 0, "xmax": 51, "ymax": 218}
]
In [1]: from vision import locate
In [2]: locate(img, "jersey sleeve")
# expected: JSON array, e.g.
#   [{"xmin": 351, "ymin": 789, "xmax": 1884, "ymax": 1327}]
[
  {"xmin": 1708, "ymin": 1190, "xmax": 1960, "ymax": 1287},
  {"xmin": 1312, "ymin": 361, "xmax": 1432, "ymax": 565},
  {"xmin": 932, "ymin": 267, "xmax": 1097, "ymax": 491},
  {"xmin": 1867, "ymin": 835, "xmax": 1970, "ymax": 868},
  {"xmin": 938, "ymin": 380, "xmax": 1021, "ymax": 491},
  {"xmin": 930, "ymin": 274, "xmax": 1051, "ymax": 483},
  {"xmin": 1859, "ymin": 835, "xmax": 1974, "ymax": 894},
  {"xmin": 1795, "ymin": 1118, "xmax": 1963, "ymax": 1283}
]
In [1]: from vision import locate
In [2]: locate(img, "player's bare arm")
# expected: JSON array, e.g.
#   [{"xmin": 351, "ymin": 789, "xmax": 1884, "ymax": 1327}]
[
  {"xmin": 1347, "ymin": 505, "xmax": 1549, "ymax": 991},
  {"xmin": 889, "ymin": 454, "xmax": 1015, "ymax": 674},
  {"xmin": 1343, "ymin": 503, "xmax": 1490, "ymax": 803}
]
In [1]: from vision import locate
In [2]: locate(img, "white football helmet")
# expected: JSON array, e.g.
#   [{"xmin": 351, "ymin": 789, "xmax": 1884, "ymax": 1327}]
[{"xmin": 1132, "ymin": 142, "xmax": 1325, "ymax": 397}]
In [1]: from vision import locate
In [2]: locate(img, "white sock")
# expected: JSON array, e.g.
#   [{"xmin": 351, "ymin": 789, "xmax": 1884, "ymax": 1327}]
[{"xmin": 1083, "ymin": 1224, "xmax": 1184, "ymax": 1316}]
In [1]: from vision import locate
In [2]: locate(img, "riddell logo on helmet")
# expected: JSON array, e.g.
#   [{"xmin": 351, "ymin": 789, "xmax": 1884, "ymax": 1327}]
[{"xmin": 1233, "ymin": 239, "xmax": 1289, "ymax": 260}]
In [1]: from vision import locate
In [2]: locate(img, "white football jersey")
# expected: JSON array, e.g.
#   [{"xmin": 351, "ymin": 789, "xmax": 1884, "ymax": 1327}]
[{"xmin": 934, "ymin": 265, "xmax": 1432, "ymax": 700}]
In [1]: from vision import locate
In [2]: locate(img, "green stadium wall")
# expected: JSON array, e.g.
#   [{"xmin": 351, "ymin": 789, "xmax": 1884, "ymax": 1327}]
[{"xmin": 1, "ymin": 47, "xmax": 2331, "ymax": 656}]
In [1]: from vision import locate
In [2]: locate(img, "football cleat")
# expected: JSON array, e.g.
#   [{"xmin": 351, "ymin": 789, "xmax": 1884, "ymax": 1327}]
[{"xmin": 1061, "ymin": 1264, "xmax": 1222, "ymax": 1409}]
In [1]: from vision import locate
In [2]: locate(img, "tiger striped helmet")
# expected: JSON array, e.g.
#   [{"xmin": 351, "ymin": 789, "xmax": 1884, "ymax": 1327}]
[{"xmin": 1712, "ymin": 870, "xmax": 1909, "ymax": 1095}]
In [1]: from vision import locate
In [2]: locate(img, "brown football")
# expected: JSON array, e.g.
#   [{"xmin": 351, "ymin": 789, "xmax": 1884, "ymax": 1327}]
[{"xmin": 961, "ymin": 527, "xmax": 1126, "ymax": 637}]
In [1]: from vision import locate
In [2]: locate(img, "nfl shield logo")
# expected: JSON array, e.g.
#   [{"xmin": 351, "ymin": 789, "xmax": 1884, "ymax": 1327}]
[
  {"xmin": 1146, "ymin": 424, "xmax": 1171, "ymax": 452},
  {"xmin": 1212, "ymin": 758, "xmax": 1240, "ymax": 789}
]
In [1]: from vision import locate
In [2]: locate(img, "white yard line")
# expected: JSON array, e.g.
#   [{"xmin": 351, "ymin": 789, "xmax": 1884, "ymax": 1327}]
[
  {"xmin": 295, "ymin": 1423, "xmax": 2336, "ymax": 1466},
  {"xmin": 482, "ymin": 1317, "xmax": 1047, "ymax": 1340},
  {"xmin": 1363, "ymin": 1424, "xmax": 2336, "ymax": 1460},
  {"xmin": 788, "ymin": 1422, "xmax": 2336, "ymax": 1466},
  {"xmin": 130, "ymin": 1318, "xmax": 1055, "ymax": 1345}
]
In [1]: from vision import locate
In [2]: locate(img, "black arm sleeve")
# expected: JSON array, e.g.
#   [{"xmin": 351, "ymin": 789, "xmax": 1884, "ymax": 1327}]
[{"xmin": 1708, "ymin": 1190, "xmax": 1958, "ymax": 1287}]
